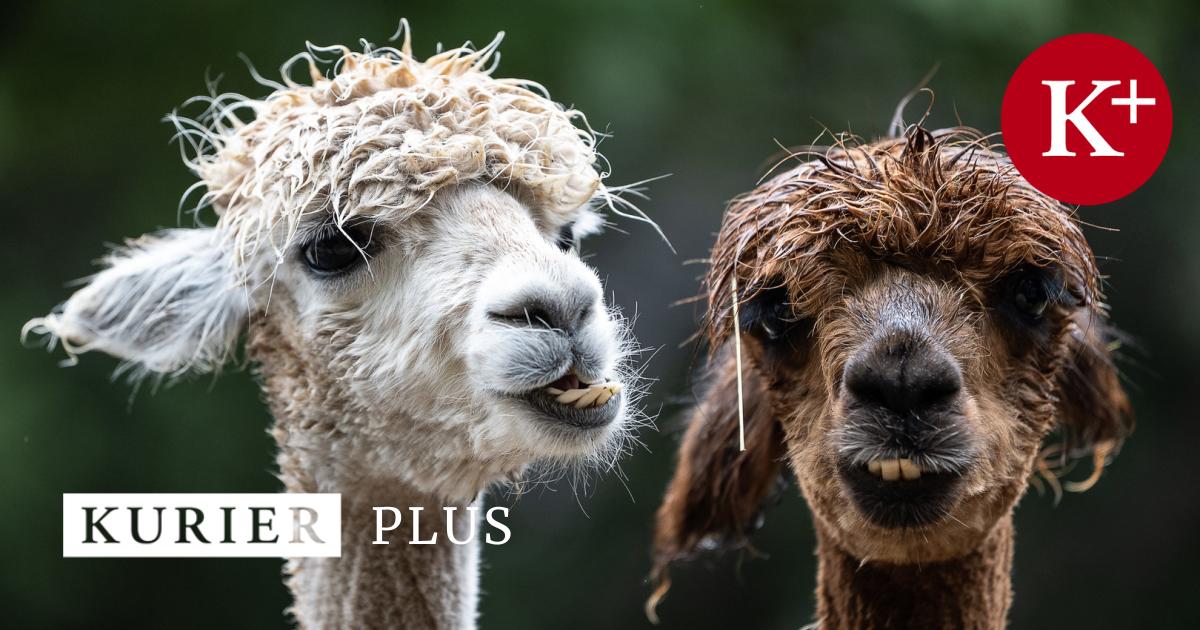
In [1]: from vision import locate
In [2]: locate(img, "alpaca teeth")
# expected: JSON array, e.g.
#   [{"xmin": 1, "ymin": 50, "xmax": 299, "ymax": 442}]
[
  {"xmin": 555, "ymin": 389, "xmax": 589, "ymax": 404},
  {"xmin": 866, "ymin": 458, "xmax": 923, "ymax": 481},
  {"xmin": 880, "ymin": 459, "xmax": 900, "ymax": 481},
  {"xmin": 597, "ymin": 382, "xmax": 621, "ymax": 402},
  {"xmin": 574, "ymin": 388, "xmax": 604, "ymax": 408},
  {"xmin": 551, "ymin": 382, "xmax": 621, "ymax": 408}
]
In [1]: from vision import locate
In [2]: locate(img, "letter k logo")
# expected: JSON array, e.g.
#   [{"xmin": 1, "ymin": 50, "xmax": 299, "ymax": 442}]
[
  {"xmin": 1041, "ymin": 80, "xmax": 1124, "ymax": 157},
  {"xmin": 1001, "ymin": 34, "xmax": 1172, "ymax": 205}
]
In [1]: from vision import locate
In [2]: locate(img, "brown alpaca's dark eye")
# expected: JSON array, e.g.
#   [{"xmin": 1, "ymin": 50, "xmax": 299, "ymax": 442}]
[
  {"xmin": 1012, "ymin": 275, "xmax": 1049, "ymax": 318},
  {"xmin": 301, "ymin": 223, "xmax": 374, "ymax": 276},
  {"xmin": 741, "ymin": 286, "xmax": 795, "ymax": 343}
]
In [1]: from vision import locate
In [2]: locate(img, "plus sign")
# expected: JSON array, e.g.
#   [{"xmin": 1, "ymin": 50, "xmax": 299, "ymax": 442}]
[{"xmin": 1111, "ymin": 80, "xmax": 1156, "ymax": 124}]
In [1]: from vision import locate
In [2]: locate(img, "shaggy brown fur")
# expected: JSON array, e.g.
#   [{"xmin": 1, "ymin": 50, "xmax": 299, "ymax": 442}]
[
  {"xmin": 651, "ymin": 127, "xmax": 1132, "ymax": 628},
  {"xmin": 816, "ymin": 519, "xmax": 1013, "ymax": 629}
]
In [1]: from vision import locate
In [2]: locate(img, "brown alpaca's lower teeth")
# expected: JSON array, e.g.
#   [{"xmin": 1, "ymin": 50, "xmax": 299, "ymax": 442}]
[
  {"xmin": 867, "ymin": 458, "xmax": 922, "ymax": 481},
  {"xmin": 546, "ymin": 382, "xmax": 621, "ymax": 408}
]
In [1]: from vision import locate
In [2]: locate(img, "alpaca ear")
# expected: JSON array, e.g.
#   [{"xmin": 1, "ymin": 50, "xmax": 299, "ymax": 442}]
[
  {"xmin": 24, "ymin": 228, "xmax": 248, "ymax": 380},
  {"xmin": 1055, "ymin": 307, "xmax": 1134, "ymax": 468},
  {"xmin": 650, "ymin": 345, "xmax": 785, "ymax": 604}
]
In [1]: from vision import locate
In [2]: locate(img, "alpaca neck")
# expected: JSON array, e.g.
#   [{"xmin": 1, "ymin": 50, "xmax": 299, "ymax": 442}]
[
  {"xmin": 283, "ymin": 479, "xmax": 481, "ymax": 630},
  {"xmin": 248, "ymin": 317, "xmax": 482, "ymax": 629},
  {"xmin": 814, "ymin": 517, "xmax": 1013, "ymax": 630}
]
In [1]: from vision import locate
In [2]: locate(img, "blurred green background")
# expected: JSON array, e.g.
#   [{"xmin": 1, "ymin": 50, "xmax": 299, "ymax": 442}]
[{"xmin": 2, "ymin": 0, "xmax": 1197, "ymax": 628}]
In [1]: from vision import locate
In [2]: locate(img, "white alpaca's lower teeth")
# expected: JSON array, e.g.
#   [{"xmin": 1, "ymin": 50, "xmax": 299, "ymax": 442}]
[
  {"xmin": 548, "ymin": 382, "xmax": 621, "ymax": 408},
  {"xmin": 867, "ymin": 458, "xmax": 922, "ymax": 481}
]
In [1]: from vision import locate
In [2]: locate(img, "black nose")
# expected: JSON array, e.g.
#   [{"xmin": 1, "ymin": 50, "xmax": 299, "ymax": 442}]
[
  {"xmin": 843, "ymin": 334, "xmax": 962, "ymax": 415},
  {"xmin": 486, "ymin": 286, "xmax": 597, "ymax": 335}
]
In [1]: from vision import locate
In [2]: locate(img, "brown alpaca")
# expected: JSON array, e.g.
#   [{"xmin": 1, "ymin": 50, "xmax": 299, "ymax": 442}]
[{"xmin": 650, "ymin": 127, "xmax": 1133, "ymax": 629}]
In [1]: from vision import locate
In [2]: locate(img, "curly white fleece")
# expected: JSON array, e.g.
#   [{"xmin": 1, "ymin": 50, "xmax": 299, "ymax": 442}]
[{"xmin": 171, "ymin": 25, "xmax": 617, "ymax": 280}]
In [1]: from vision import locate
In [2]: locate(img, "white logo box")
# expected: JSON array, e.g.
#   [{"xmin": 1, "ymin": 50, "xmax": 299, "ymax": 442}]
[{"xmin": 63, "ymin": 493, "xmax": 341, "ymax": 558}]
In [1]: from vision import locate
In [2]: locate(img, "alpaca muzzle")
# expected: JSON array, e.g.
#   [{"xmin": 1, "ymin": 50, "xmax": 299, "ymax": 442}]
[
  {"xmin": 476, "ymin": 258, "xmax": 627, "ymax": 431},
  {"xmin": 833, "ymin": 330, "xmax": 977, "ymax": 528}
]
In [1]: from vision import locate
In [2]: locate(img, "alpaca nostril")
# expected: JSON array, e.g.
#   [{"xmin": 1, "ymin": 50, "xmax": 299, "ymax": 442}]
[
  {"xmin": 844, "ymin": 341, "xmax": 962, "ymax": 415},
  {"xmin": 487, "ymin": 305, "xmax": 555, "ymax": 329},
  {"xmin": 486, "ymin": 290, "xmax": 596, "ymax": 336}
]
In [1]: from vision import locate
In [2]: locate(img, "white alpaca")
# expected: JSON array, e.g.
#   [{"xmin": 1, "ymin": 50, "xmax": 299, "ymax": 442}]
[{"xmin": 25, "ymin": 24, "xmax": 650, "ymax": 629}]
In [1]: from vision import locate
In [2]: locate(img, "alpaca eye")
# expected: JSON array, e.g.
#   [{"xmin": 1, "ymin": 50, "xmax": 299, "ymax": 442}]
[
  {"xmin": 1012, "ymin": 274, "xmax": 1050, "ymax": 318},
  {"xmin": 741, "ymin": 286, "xmax": 794, "ymax": 343},
  {"xmin": 301, "ymin": 223, "xmax": 374, "ymax": 276},
  {"xmin": 555, "ymin": 223, "xmax": 577, "ymax": 253}
]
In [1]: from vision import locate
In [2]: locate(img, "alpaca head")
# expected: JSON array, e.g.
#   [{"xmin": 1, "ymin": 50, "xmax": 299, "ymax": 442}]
[
  {"xmin": 25, "ymin": 29, "xmax": 646, "ymax": 501},
  {"xmin": 653, "ymin": 127, "xmax": 1133, "ymax": 579}
]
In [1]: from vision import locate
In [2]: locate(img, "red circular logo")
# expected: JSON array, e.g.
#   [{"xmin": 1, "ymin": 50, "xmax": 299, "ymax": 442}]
[{"xmin": 1001, "ymin": 33, "xmax": 1172, "ymax": 205}]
